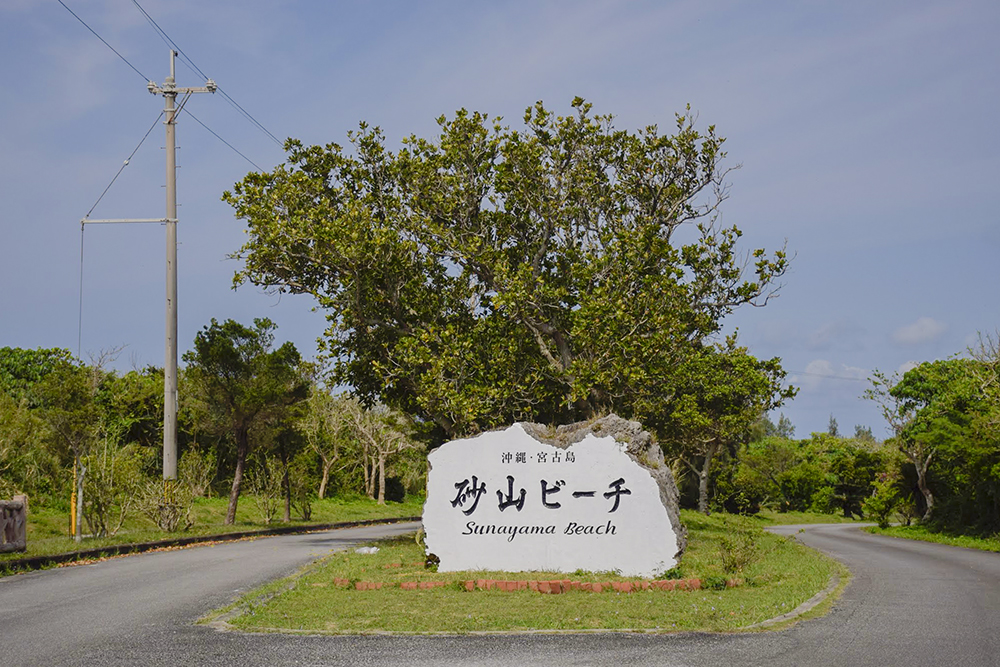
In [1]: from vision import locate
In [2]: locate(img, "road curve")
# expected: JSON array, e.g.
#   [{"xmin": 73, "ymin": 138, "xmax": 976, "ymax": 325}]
[{"xmin": 2, "ymin": 522, "xmax": 999, "ymax": 666}]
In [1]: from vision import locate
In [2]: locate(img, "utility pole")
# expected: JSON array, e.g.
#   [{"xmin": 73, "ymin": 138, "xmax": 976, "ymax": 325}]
[{"xmin": 146, "ymin": 51, "xmax": 215, "ymax": 481}]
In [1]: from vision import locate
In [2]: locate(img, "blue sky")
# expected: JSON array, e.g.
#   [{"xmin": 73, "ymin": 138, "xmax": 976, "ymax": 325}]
[{"xmin": 1, "ymin": 0, "xmax": 997, "ymax": 438}]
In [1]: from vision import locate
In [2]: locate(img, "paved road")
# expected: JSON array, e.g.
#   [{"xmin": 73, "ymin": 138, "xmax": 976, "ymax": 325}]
[{"xmin": 3, "ymin": 522, "xmax": 999, "ymax": 666}]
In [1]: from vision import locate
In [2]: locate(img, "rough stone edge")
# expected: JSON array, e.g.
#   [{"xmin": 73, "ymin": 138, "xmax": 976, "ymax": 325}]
[
  {"xmin": 739, "ymin": 573, "xmax": 841, "ymax": 630},
  {"xmin": 520, "ymin": 414, "xmax": 688, "ymax": 558}
]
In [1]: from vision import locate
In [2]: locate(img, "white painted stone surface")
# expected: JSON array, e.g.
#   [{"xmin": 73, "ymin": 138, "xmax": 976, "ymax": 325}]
[{"xmin": 422, "ymin": 423, "xmax": 679, "ymax": 578}]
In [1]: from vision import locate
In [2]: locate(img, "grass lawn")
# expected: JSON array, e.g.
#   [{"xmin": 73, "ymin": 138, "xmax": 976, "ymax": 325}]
[
  {"xmin": 752, "ymin": 509, "xmax": 863, "ymax": 526},
  {"xmin": 867, "ymin": 524, "xmax": 1000, "ymax": 552},
  {"xmin": 1, "ymin": 493, "xmax": 424, "ymax": 565},
  {"xmin": 211, "ymin": 509, "xmax": 845, "ymax": 634}
]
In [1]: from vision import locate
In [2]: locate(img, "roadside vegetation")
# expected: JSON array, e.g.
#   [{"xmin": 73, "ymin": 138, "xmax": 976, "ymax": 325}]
[
  {"xmin": 210, "ymin": 510, "xmax": 843, "ymax": 634},
  {"xmin": 0, "ymin": 344, "xmax": 427, "ymax": 564},
  {"xmin": 0, "ymin": 494, "xmax": 422, "ymax": 565},
  {"xmin": 867, "ymin": 525, "xmax": 1000, "ymax": 553}
]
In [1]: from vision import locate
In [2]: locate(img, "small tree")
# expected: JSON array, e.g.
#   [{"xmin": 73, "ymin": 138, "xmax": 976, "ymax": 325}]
[
  {"xmin": 183, "ymin": 318, "xmax": 308, "ymax": 524},
  {"xmin": 287, "ymin": 448, "xmax": 315, "ymax": 520},
  {"xmin": 665, "ymin": 341, "xmax": 794, "ymax": 514},
  {"xmin": 866, "ymin": 362, "xmax": 976, "ymax": 522},
  {"xmin": 138, "ymin": 478, "xmax": 194, "ymax": 532},
  {"xmin": 33, "ymin": 358, "xmax": 106, "ymax": 541},
  {"xmin": 344, "ymin": 399, "xmax": 421, "ymax": 504},
  {"xmin": 81, "ymin": 439, "xmax": 146, "ymax": 538},
  {"xmin": 863, "ymin": 473, "xmax": 900, "ymax": 529},
  {"xmin": 299, "ymin": 388, "xmax": 356, "ymax": 499},
  {"xmin": 247, "ymin": 452, "xmax": 283, "ymax": 524}
]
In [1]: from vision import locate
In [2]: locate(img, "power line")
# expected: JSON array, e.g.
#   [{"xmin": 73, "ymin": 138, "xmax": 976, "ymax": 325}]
[
  {"xmin": 130, "ymin": 0, "xmax": 283, "ymax": 148},
  {"xmin": 85, "ymin": 111, "xmax": 164, "ymax": 219},
  {"xmin": 184, "ymin": 109, "xmax": 264, "ymax": 171},
  {"xmin": 130, "ymin": 0, "xmax": 175, "ymax": 53},
  {"xmin": 788, "ymin": 370, "xmax": 870, "ymax": 382},
  {"xmin": 62, "ymin": 0, "xmax": 273, "ymax": 172},
  {"xmin": 217, "ymin": 87, "xmax": 284, "ymax": 147},
  {"xmin": 129, "ymin": 0, "xmax": 208, "ymax": 79},
  {"xmin": 56, "ymin": 0, "xmax": 150, "ymax": 82}
]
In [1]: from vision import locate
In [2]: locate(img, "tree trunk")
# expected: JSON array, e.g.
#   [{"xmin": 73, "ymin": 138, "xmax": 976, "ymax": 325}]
[
  {"xmin": 318, "ymin": 458, "xmax": 333, "ymax": 499},
  {"xmin": 74, "ymin": 455, "xmax": 85, "ymax": 543},
  {"xmin": 916, "ymin": 460, "xmax": 934, "ymax": 522},
  {"xmin": 364, "ymin": 451, "xmax": 376, "ymax": 499},
  {"xmin": 377, "ymin": 453, "xmax": 386, "ymax": 505},
  {"xmin": 698, "ymin": 441, "xmax": 719, "ymax": 515},
  {"xmin": 226, "ymin": 431, "xmax": 249, "ymax": 525},
  {"xmin": 282, "ymin": 462, "xmax": 291, "ymax": 523}
]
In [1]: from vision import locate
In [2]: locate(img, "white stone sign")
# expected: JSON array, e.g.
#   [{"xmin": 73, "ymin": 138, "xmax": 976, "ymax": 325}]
[{"xmin": 422, "ymin": 422, "xmax": 681, "ymax": 578}]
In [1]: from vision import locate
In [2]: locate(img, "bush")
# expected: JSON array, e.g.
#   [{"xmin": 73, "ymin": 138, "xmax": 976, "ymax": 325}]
[
  {"xmin": 718, "ymin": 516, "xmax": 762, "ymax": 574},
  {"xmin": 82, "ymin": 441, "xmax": 147, "ymax": 537},
  {"xmin": 137, "ymin": 479, "xmax": 194, "ymax": 532},
  {"xmin": 775, "ymin": 462, "xmax": 827, "ymax": 512},
  {"xmin": 179, "ymin": 446, "xmax": 216, "ymax": 498},
  {"xmin": 711, "ymin": 460, "xmax": 766, "ymax": 515},
  {"xmin": 247, "ymin": 454, "xmax": 283, "ymax": 524},
  {"xmin": 862, "ymin": 474, "xmax": 899, "ymax": 529},
  {"xmin": 809, "ymin": 486, "xmax": 837, "ymax": 514},
  {"xmin": 384, "ymin": 476, "xmax": 405, "ymax": 503}
]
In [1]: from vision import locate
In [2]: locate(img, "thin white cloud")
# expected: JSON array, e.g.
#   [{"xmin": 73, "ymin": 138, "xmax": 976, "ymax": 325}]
[
  {"xmin": 892, "ymin": 317, "xmax": 947, "ymax": 345},
  {"xmin": 897, "ymin": 360, "xmax": 919, "ymax": 375},
  {"xmin": 789, "ymin": 359, "xmax": 869, "ymax": 393}
]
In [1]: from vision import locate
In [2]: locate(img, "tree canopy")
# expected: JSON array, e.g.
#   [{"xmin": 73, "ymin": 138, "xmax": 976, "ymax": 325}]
[{"xmin": 224, "ymin": 99, "xmax": 790, "ymax": 442}]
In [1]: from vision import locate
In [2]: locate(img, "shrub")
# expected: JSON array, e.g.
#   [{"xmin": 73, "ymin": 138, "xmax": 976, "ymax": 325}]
[
  {"xmin": 138, "ymin": 479, "xmax": 194, "ymax": 532},
  {"xmin": 862, "ymin": 474, "xmax": 899, "ymax": 529},
  {"xmin": 247, "ymin": 454, "xmax": 283, "ymax": 524},
  {"xmin": 718, "ymin": 516, "xmax": 762, "ymax": 574},
  {"xmin": 179, "ymin": 446, "xmax": 216, "ymax": 498},
  {"xmin": 384, "ymin": 476, "xmax": 405, "ymax": 503},
  {"xmin": 82, "ymin": 441, "xmax": 147, "ymax": 537},
  {"xmin": 809, "ymin": 486, "xmax": 838, "ymax": 514}
]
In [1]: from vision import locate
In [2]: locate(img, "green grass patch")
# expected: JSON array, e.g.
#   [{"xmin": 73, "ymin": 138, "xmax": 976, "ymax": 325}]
[
  {"xmin": 867, "ymin": 524, "xmax": 1000, "ymax": 552},
  {"xmin": 0, "ymin": 494, "xmax": 424, "ymax": 565},
  {"xmin": 215, "ymin": 509, "xmax": 843, "ymax": 634},
  {"xmin": 752, "ymin": 509, "xmax": 863, "ymax": 525}
]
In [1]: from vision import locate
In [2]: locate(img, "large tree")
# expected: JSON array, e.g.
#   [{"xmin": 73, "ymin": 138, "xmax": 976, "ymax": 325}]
[
  {"xmin": 224, "ymin": 100, "xmax": 788, "ymax": 441},
  {"xmin": 183, "ymin": 318, "xmax": 308, "ymax": 524}
]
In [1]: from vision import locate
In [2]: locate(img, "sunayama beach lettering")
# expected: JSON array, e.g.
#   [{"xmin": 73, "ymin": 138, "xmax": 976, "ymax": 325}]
[
  {"xmin": 462, "ymin": 521, "xmax": 617, "ymax": 542},
  {"xmin": 463, "ymin": 522, "xmax": 557, "ymax": 541}
]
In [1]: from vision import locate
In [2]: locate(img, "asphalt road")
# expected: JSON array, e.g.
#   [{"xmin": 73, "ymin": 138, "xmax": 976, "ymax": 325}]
[{"xmin": 2, "ymin": 522, "xmax": 999, "ymax": 666}]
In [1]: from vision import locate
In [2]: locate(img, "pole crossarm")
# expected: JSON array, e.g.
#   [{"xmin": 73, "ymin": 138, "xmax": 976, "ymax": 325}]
[{"xmin": 81, "ymin": 218, "xmax": 177, "ymax": 225}]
